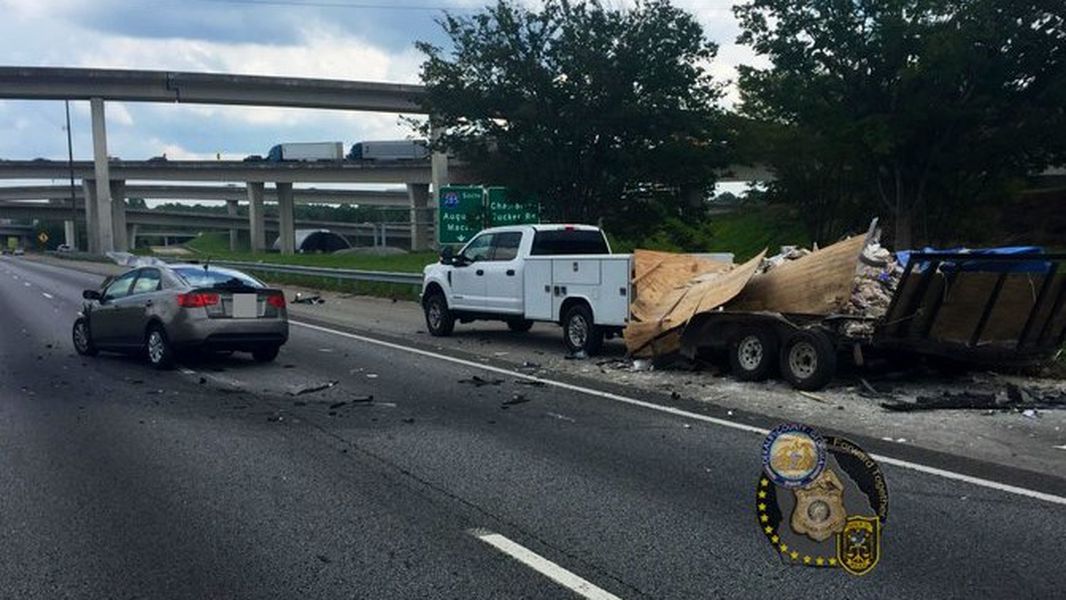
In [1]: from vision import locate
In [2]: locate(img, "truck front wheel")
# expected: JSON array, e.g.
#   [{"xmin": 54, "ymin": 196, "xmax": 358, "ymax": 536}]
[
  {"xmin": 424, "ymin": 292, "xmax": 455, "ymax": 337},
  {"xmin": 779, "ymin": 329, "xmax": 837, "ymax": 391},
  {"xmin": 562, "ymin": 304, "xmax": 604, "ymax": 355}
]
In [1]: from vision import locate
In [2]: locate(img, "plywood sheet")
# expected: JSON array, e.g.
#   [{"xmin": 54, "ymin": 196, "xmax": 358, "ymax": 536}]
[
  {"xmin": 728, "ymin": 235, "xmax": 865, "ymax": 315},
  {"xmin": 625, "ymin": 252, "xmax": 765, "ymax": 356},
  {"xmin": 630, "ymin": 250, "xmax": 732, "ymax": 323}
]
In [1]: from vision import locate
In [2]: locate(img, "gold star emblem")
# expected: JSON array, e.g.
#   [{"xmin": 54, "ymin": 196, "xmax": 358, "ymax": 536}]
[
  {"xmin": 764, "ymin": 526, "xmax": 773, "ymax": 534},
  {"xmin": 803, "ymin": 556, "xmax": 811, "ymax": 564},
  {"xmin": 790, "ymin": 551, "xmax": 799, "ymax": 560},
  {"xmin": 816, "ymin": 557, "xmax": 825, "ymax": 566},
  {"xmin": 761, "ymin": 479, "xmax": 769, "ymax": 487},
  {"xmin": 758, "ymin": 503, "xmax": 766, "ymax": 511},
  {"xmin": 770, "ymin": 535, "xmax": 779, "ymax": 543},
  {"xmin": 758, "ymin": 490, "xmax": 766, "ymax": 499},
  {"xmin": 760, "ymin": 514, "xmax": 768, "ymax": 522},
  {"xmin": 828, "ymin": 558, "xmax": 837, "ymax": 566},
  {"xmin": 779, "ymin": 543, "xmax": 788, "ymax": 552}
]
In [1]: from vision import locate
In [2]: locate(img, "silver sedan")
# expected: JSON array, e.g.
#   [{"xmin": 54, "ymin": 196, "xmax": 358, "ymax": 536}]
[{"xmin": 73, "ymin": 263, "xmax": 289, "ymax": 369}]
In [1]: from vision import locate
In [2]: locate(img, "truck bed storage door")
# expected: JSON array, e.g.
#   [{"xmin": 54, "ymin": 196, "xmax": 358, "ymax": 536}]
[
  {"xmin": 523, "ymin": 259, "xmax": 553, "ymax": 320},
  {"xmin": 481, "ymin": 232, "xmax": 524, "ymax": 314}
]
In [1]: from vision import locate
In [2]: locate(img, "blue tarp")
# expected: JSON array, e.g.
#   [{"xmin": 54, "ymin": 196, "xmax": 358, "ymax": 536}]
[{"xmin": 897, "ymin": 246, "xmax": 1048, "ymax": 273}]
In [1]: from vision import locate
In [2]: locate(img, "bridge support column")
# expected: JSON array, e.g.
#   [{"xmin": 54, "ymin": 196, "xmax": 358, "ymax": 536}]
[
  {"xmin": 82, "ymin": 179, "xmax": 99, "ymax": 254},
  {"xmin": 247, "ymin": 182, "xmax": 266, "ymax": 252},
  {"xmin": 110, "ymin": 180, "xmax": 127, "ymax": 252},
  {"xmin": 128, "ymin": 224, "xmax": 139, "ymax": 250},
  {"xmin": 226, "ymin": 199, "xmax": 239, "ymax": 252},
  {"xmin": 89, "ymin": 98, "xmax": 115, "ymax": 254},
  {"xmin": 276, "ymin": 182, "xmax": 296, "ymax": 255},
  {"xmin": 64, "ymin": 220, "xmax": 77, "ymax": 249},
  {"xmin": 407, "ymin": 183, "xmax": 432, "ymax": 251}
]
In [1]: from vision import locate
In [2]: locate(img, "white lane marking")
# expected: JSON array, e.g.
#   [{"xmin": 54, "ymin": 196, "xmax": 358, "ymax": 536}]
[
  {"xmin": 291, "ymin": 320, "xmax": 1066, "ymax": 506},
  {"xmin": 41, "ymin": 292, "xmax": 53, "ymax": 299},
  {"xmin": 23, "ymin": 282, "xmax": 31, "ymax": 287},
  {"xmin": 470, "ymin": 530, "xmax": 622, "ymax": 600}
]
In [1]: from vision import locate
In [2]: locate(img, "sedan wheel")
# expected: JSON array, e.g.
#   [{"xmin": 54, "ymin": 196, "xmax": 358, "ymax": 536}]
[
  {"xmin": 146, "ymin": 325, "xmax": 175, "ymax": 370},
  {"xmin": 72, "ymin": 318, "xmax": 98, "ymax": 357}
]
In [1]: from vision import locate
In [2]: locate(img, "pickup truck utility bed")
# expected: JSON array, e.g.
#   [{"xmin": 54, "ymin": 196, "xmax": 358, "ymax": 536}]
[{"xmin": 421, "ymin": 225, "xmax": 630, "ymax": 354}]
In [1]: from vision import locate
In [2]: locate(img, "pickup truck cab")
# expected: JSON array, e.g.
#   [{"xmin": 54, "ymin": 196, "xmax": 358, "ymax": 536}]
[{"xmin": 421, "ymin": 224, "xmax": 630, "ymax": 354}]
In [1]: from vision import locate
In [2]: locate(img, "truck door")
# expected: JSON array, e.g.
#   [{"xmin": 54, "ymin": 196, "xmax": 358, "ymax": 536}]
[
  {"xmin": 450, "ymin": 233, "xmax": 493, "ymax": 310},
  {"xmin": 481, "ymin": 231, "xmax": 524, "ymax": 315}
]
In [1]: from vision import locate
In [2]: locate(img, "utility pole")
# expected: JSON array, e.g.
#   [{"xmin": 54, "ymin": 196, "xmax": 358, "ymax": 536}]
[{"xmin": 64, "ymin": 100, "xmax": 77, "ymax": 249}]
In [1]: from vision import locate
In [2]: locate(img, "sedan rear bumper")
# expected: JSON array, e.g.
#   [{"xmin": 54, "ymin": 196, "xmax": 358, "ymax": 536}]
[{"xmin": 168, "ymin": 313, "xmax": 289, "ymax": 350}]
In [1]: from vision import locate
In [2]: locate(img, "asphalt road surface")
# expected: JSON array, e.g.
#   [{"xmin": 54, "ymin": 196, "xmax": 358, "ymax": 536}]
[{"xmin": 1, "ymin": 255, "xmax": 1063, "ymax": 599}]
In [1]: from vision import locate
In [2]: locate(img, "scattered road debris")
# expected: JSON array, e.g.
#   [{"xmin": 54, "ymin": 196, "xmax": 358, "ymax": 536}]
[
  {"xmin": 350, "ymin": 395, "xmax": 374, "ymax": 404},
  {"xmin": 501, "ymin": 394, "xmax": 530, "ymax": 407},
  {"xmin": 288, "ymin": 380, "xmax": 339, "ymax": 396},
  {"xmin": 401, "ymin": 417, "xmax": 415, "ymax": 424},
  {"xmin": 329, "ymin": 401, "xmax": 347, "ymax": 410},
  {"xmin": 545, "ymin": 412, "xmax": 575, "ymax": 423},
  {"xmin": 565, "ymin": 350, "xmax": 589, "ymax": 360},
  {"xmin": 881, "ymin": 384, "xmax": 1066, "ymax": 412},
  {"xmin": 292, "ymin": 293, "xmax": 325, "ymax": 305},
  {"xmin": 459, "ymin": 375, "xmax": 504, "ymax": 387},
  {"xmin": 798, "ymin": 390, "xmax": 828, "ymax": 404},
  {"xmin": 514, "ymin": 379, "xmax": 547, "ymax": 387}
]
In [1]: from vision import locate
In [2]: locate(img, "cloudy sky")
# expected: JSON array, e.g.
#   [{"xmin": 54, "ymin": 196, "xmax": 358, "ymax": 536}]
[{"xmin": 0, "ymin": 0, "xmax": 759, "ymax": 165}]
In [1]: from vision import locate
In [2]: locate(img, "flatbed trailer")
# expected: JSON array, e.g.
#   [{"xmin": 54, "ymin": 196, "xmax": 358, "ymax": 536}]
[{"xmin": 679, "ymin": 252, "xmax": 1066, "ymax": 390}]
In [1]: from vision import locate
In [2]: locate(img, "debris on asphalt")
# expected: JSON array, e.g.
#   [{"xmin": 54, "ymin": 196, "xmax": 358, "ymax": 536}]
[
  {"xmin": 564, "ymin": 350, "xmax": 588, "ymax": 360},
  {"xmin": 350, "ymin": 395, "xmax": 375, "ymax": 404},
  {"xmin": 1054, "ymin": 445, "xmax": 1066, "ymax": 451},
  {"xmin": 881, "ymin": 384, "xmax": 1066, "ymax": 412},
  {"xmin": 459, "ymin": 375, "xmax": 503, "ymax": 387},
  {"xmin": 198, "ymin": 377, "xmax": 207, "ymax": 384},
  {"xmin": 545, "ymin": 412, "xmax": 575, "ymax": 423},
  {"xmin": 401, "ymin": 417, "xmax": 415, "ymax": 424},
  {"xmin": 316, "ymin": 554, "xmax": 332, "ymax": 564},
  {"xmin": 366, "ymin": 374, "xmax": 378, "ymax": 379},
  {"xmin": 293, "ymin": 400, "xmax": 308, "ymax": 407},
  {"xmin": 288, "ymin": 380, "xmax": 339, "ymax": 396},
  {"xmin": 631, "ymin": 359, "xmax": 654, "ymax": 372},
  {"xmin": 329, "ymin": 401, "xmax": 347, "ymax": 410},
  {"xmin": 501, "ymin": 394, "xmax": 530, "ymax": 407},
  {"xmin": 1022, "ymin": 409, "xmax": 1040, "ymax": 419},
  {"xmin": 798, "ymin": 390, "xmax": 828, "ymax": 404},
  {"xmin": 514, "ymin": 379, "xmax": 547, "ymax": 387},
  {"xmin": 292, "ymin": 293, "xmax": 325, "ymax": 305}
]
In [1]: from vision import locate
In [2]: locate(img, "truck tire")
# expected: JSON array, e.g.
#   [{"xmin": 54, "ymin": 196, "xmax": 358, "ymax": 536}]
[
  {"xmin": 779, "ymin": 329, "xmax": 836, "ymax": 391},
  {"xmin": 562, "ymin": 304, "xmax": 604, "ymax": 355},
  {"xmin": 729, "ymin": 326, "xmax": 777, "ymax": 381},
  {"xmin": 507, "ymin": 319, "xmax": 534, "ymax": 333},
  {"xmin": 423, "ymin": 292, "xmax": 455, "ymax": 337}
]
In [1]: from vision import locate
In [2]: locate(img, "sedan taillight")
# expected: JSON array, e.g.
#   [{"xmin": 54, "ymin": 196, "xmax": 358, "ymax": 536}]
[
  {"xmin": 177, "ymin": 292, "xmax": 220, "ymax": 308},
  {"xmin": 266, "ymin": 293, "xmax": 286, "ymax": 308}
]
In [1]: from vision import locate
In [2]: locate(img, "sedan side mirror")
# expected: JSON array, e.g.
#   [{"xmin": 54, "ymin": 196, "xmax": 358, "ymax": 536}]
[{"xmin": 83, "ymin": 289, "xmax": 101, "ymax": 301}]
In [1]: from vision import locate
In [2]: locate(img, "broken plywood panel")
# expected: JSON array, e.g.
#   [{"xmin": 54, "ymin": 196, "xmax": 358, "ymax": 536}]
[
  {"xmin": 728, "ymin": 235, "xmax": 866, "ymax": 315},
  {"xmin": 630, "ymin": 250, "xmax": 732, "ymax": 322},
  {"xmin": 626, "ymin": 252, "xmax": 765, "ymax": 356}
]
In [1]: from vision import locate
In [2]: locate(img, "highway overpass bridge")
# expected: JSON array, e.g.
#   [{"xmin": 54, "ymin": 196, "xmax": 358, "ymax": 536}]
[
  {"xmin": 0, "ymin": 66, "xmax": 448, "ymax": 255},
  {"xmin": 0, "ymin": 183, "xmax": 411, "ymax": 206},
  {"xmin": 0, "ymin": 201, "xmax": 416, "ymax": 249}
]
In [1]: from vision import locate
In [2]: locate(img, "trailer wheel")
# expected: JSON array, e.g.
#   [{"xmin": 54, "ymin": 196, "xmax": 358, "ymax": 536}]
[
  {"xmin": 562, "ymin": 304, "xmax": 604, "ymax": 355},
  {"xmin": 780, "ymin": 329, "xmax": 837, "ymax": 391},
  {"xmin": 729, "ymin": 327, "xmax": 778, "ymax": 381}
]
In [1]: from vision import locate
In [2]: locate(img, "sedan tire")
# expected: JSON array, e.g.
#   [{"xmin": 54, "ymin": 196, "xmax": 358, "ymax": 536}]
[
  {"xmin": 145, "ymin": 323, "xmax": 176, "ymax": 370},
  {"xmin": 72, "ymin": 318, "xmax": 98, "ymax": 357}
]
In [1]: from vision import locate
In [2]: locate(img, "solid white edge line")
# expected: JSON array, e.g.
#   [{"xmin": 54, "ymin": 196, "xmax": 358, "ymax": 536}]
[
  {"xmin": 41, "ymin": 292, "xmax": 53, "ymax": 299},
  {"xmin": 290, "ymin": 320, "xmax": 1066, "ymax": 507},
  {"xmin": 470, "ymin": 530, "xmax": 623, "ymax": 600}
]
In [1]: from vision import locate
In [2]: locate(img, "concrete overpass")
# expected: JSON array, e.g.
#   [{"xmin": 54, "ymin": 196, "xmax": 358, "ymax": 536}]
[
  {"xmin": 0, "ymin": 201, "xmax": 418, "ymax": 249},
  {"xmin": 0, "ymin": 222, "xmax": 33, "ymax": 248},
  {"xmin": 0, "ymin": 183, "xmax": 411, "ymax": 206},
  {"xmin": 0, "ymin": 67, "xmax": 449, "ymax": 255}
]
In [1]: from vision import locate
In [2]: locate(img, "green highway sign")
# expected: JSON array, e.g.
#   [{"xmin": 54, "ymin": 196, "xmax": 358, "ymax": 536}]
[
  {"xmin": 438, "ymin": 186, "xmax": 486, "ymax": 245},
  {"xmin": 486, "ymin": 186, "xmax": 539, "ymax": 227}
]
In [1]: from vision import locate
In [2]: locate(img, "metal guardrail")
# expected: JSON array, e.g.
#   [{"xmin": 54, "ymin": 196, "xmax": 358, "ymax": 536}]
[{"xmin": 206, "ymin": 259, "xmax": 424, "ymax": 286}]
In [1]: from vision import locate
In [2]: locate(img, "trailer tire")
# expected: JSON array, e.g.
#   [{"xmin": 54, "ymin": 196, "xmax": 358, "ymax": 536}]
[
  {"xmin": 729, "ymin": 327, "xmax": 778, "ymax": 381},
  {"xmin": 780, "ymin": 329, "xmax": 836, "ymax": 391},
  {"xmin": 423, "ymin": 292, "xmax": 455, "ymax": 337},
  {"xmin": 562, "ymin": 304, "xmax": 604, "ymax": 355}
]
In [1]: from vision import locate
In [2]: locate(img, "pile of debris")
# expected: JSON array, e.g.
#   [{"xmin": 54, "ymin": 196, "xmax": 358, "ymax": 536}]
[{"xmin": 841, "ymin": 242, "xmax": 903, "ymax": 337}]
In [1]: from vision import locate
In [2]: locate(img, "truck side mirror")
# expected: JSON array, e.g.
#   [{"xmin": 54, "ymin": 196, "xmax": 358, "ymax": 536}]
[{"xmin": 440, "ymin": 246, "xmax": 455, "ymax": 265}]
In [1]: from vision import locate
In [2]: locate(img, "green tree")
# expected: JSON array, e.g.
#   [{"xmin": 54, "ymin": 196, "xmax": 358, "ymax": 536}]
[
  {"xmin": 415, "ymin": 0, "xmax": 731, "ymax": 239},
  {"xmin": 734, "ymin": 0, "xmax": 1066, "ymax": 248}
]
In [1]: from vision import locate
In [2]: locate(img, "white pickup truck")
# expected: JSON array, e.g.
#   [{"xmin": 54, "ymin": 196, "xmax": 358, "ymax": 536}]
[{"xmin": 421, "ymin": 225, "xmax": 631, "ymax": 354}]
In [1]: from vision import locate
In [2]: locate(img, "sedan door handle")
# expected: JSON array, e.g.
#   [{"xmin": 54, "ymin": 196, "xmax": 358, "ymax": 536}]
[
  {"xmin": 506, "ymin": 269, "xmax": 515, "ymax": 276},
  {"xmin": 476, "ymin": 269, "xmax": 484, "ymax": 276},
  {"xmin": 144, "ymin": 300, "xmax": 153, "ymax": 307}
]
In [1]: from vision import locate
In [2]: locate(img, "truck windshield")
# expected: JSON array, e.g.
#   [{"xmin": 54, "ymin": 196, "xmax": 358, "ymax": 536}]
[{"xmin": 530, "ymin": 230, "xmax": 609, "ymax": 255}]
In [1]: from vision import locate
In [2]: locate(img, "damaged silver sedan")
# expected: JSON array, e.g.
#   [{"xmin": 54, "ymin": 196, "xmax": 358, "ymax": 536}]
[{"xmin": 73, "ymin": 262, "xmax": 288, "ymax": 369}]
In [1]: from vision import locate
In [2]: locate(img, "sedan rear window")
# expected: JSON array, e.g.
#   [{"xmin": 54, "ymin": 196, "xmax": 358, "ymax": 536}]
[
  {"xmin": 174, "ymin": 267, "xmax": 264, "ymax": 289},
  {"xmin": 530, "ymin": 230, "xmax": 610, "ymax": 255}
]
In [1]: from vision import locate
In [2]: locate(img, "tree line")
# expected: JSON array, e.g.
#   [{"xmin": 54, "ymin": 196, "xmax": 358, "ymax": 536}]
[{"xmin": 415, "ymin": 0, "xmax": 1065, "ymax": 249}]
